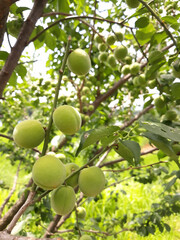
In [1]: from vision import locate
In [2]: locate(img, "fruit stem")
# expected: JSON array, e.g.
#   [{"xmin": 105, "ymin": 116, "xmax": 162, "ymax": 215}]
[{"xmin": 41, "ymin": 36, "xmax": 72, "ymax": 156}]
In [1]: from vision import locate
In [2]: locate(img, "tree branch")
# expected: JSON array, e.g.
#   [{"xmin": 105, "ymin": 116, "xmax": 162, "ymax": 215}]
[{"xmin": 0, "ymin": 0, "xmax": 48, "ymax": 98}]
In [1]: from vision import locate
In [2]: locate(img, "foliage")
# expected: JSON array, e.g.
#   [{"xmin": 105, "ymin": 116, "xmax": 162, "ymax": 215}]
[{"xmin": 0, "ymin": 0, "xmax": 180, "ymax": 239}]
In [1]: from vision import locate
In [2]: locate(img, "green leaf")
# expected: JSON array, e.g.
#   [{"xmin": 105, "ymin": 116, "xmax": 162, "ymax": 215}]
[
  {"xmin": 16, "ymin": 7, "xmax": 30, "ymax": 14},
  {"xmin": 145, "ymin": 61, "xmax": 165, "ymax": 79},
  {"xmin": 140, "ymin": 121, "xmax": 180, "ymax": 142},
  {"xmin": 142, "ymin": 132, "xmax": 178, "ymax": 160},
  {"xmin": 136, "ymin": 24, "xmax": 156, "ymax": 45},
  {"xmin": 151, "ymin": 31, "xmax": 167, "ymax": 44},
  {"xmin": 161, "ymin": 16, "xmax": 177, "ymax": 25},
  {"xmin": 15, "ymin": 64, "xmax": 27, "ymax": 79},
  {"xmin": 114, "ymin": 140, "xmax": 140, "ymax": 165},
  {"xmin": 149, "ymin": 51, "xmax": 165, "ymax": 65},
  {"xmin": 45, "ymin": 33, "xmax": 56, "ymax": 50},
  {"xmin": 164, "ymin": 223, "xmax": 171, "ymax": 232},
  {"xmin": 9, "ymin": 71, "xmax": 17, "ymax": 86},
  {"xmin": 56, "ymin": 0, "xmax": 70, "ymax": 13},
  {"xmin": 76, "ymin": 126, "xmax": 120, "ymax": 156},
  {"xmin": 0, "ymin": 51, "xmax": 9, "ymax": 60},
  {"xmin": 135, "ymin": 17, "xmax": 149, "ymax": 28},
  {"xmin": 164, "ymin": 177, "xmax": 177, "ymax": 191}
]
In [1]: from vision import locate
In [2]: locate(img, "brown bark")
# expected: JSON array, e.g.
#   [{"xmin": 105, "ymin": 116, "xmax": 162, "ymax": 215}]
[
  {"xmin": 43, "ymin": 215, "xmax": 61, "ymax": 238},
  {"xmin": 0, "ymin": 0, "xmax": 47, "ymax": 98}
]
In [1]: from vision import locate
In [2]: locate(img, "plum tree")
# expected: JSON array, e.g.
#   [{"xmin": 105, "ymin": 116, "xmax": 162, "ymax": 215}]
[
  {"xmin": 125, "ymin": 0, "xmax": 140, "ymax": 8},
  {"xmin": 115, "ymin": 31, "xmax": 123, "ymax": 41},
  {"xmin": 77, "ymin": 206, "xmax": 86, "ymax": 219},
  {"xmin": 51, "ymin": 185, "xmax": 76, "ymax": 215},
  {"xmin": 121, "ymin": 64, "xmax": 131, "ymax": 75},
  {"xmin": 13, "ymin": 120, "xmax": 45, "ymax": 149},
  {"xmin": 164, "ymin": 110, "xmax": 177, "ymax": 121},
  {"xmin": 98, "ymin": 52, "xmax": 108, "ymax": 62},
  {"xmin": 53, "ymin": 105, "xmax": 82, "ymax": 135},
  {"xmin": 114, "ymin": 45, "xmax": 128, "ymax": 60},
  {"xmin": 172, "ymin": 59, "xmax": 180, "ymax": 78},
  {"xmin": 98, "ymin": 43, "xmax": 107, "ymax": 52},
  {"xmin": 94, "ymin": 34, "xmax": 103, "ymax": 43},
  {"xmin": 107, "ymin": 54, "xmax": 117, "ymax": 68},
  {"xmin": 32, "ymin": 155, "xmax": 66, "ymax": 190},
  {"xmin": 79, "ymin": 235, "xmax": 92, "ymax": 240},
  {"xmin": 65, "ymin": 163, "xmax": 80, "ymax": 187},
  {"xmin": 154, "ymin": 96, "xmax": 165, "ymax": 109},
  {"xmin": 78, "ymin": 166, "xmax": 106, "ymax": 197},
  {"xmin": 67, "ymin": 49, "xmax": 91, "ymax": 76}
]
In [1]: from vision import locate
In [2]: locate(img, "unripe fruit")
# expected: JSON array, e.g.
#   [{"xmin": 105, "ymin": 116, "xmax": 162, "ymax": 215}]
[
  {"xmin": 51, "ymin": 185, "xmax": 76, "ymax": 215},
  {"xmin": 78, "ymin": 166, "xmax": 106, "ymax": 197},
  {"xmin": 94, "ymin": 34, "xmax": 103, "ymax": 43},
  {"xmin": 172, "ymin": 144, "xmax": 180, "ymax": 154},
  {"xmin": 62, "ymin": 75, "xmax": 69, "ymax": 81},
  {"xmin": 88, "ymin": 105, "xmax": 94, "ymax": 111},
  {"xmin": 124, "ymin": 56, "xmax": 132, "ymax": 64},
  {"xmin": 125, "ymin": 0, "xmax": 140, "ymax": 8},
  {"xmin": 165, "ymin": 110, "xmax": 177, "ymax": 121},
  {"xmin": 79, "ymin": 235, "xmax": 92, "ymax": 240},
  {"xmin": 121, "ymin": 64, "xmax": 131, "ymax": 75},
  {"xmin": 138, "ymin": 74, "xmax": 146, "ymax": 85},
  {"xmin": 115, "ymin": 31, "xmax": 123, "ymax": 42},
  {"xmin": 98, "ymin": 52, "xmax": 108, "ymax": 62},
  {"xmin": 130, "ymin": 62, "xmax": 140, "ymax": 75},
  {"xmin": 114, "ymin": 46, "xmax": 128, "ymax": 60},
  {"xmin": 133, "ymin": 76, "xmax": 140, "ymax": 86},
  {"xmin": 148, "ymin": 79, "xmax": 157, "ymax": 89},
  {"xmin": 32, "ymin": 155, "xmax": 66, "ymax": 190},
  {"xmin": 65, "ymin": 163, "xmax": 80, "ymax": 188},
  {"xmin": 13, "ymin": 120, "xmax": 45, "ymax": 149},
  {"xmin": 53, "ymin": 105, "xmax": 82, "ymax": 135},
  {"xmin": 98, "ymin": 43, "xmax": 107, "ymax": 52},
  {"xmin": 81, "ymin": 96, "xmax": 87, "ymax": 103},
  {"xmin": 82, "ymin": 86, "xmax": 90, "ymax": 95},
  {"xmin": 154, "ymin": 96, "xmax": 165, "ymax": 109},
  {"xmin": 77, "ymin": 206, "xmax": 86, "ymax": 219},
  {"xmin": 106, "ymin": 35, "xmax": 116, "ymax": 45},
  {"xmin": 67, "ymin": 49, "xmax": 91, "ymax": 76},
  {"xmin": 107, "ymin": 54, "xmax": 117, "ymax": 68},
  {"xmin": 84, "ymin": 115, "xmax": 90, "ymax": 121},
  {"xmin": 172, "ymin": 59, "xmax": 180, "ymax": 78}
]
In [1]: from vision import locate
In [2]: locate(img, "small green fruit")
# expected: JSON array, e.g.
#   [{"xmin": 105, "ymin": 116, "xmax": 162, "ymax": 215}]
[
  {"xmin": 165, "ymin": 110, "xmax": 177, "ymax": 121},
  {"xmin": 53, "ymin": 105, "xmax": 82, "ymax": 135},
  {"xmin": 124, "ymin": 56, "xmax": 132, "ymax": 64},
  {"xmin": 62, "ymin": 75, "xmax": 69, "ymax": 81},
  {"xmin": 13, "ymin": 120, "xmax": 45, "ymax": 149},
  {"xmin": 94, "ymin": 34, "xmax": 103, "ymax": 43},
  {"xmin": 51, "ymin": 185, "xmax": 76, "ymax": 215},
  {"xmin": 79, "ymin": 235, "xmax": 92, "ymax": 240},
  {"xmin": 114, "ymin": 46, "xmax": 128, "ymax": 60},
  {"xmin": 81, "ymin": 95, "xmax": 87, "ymax": 103},
  {"xmin": 148, "ymin": 79, "xmax": 157, "ymax": 89},
  {"xmin": 172, "ymin": 144, "xmax": 180, "ymax": 154},
  {"xmin": 65, "ymin": 163, "xmax": 80, "ymax": 188},
  {"xmin": 107, "ymin": 54, "xmax": 117, "ymax": 68},
  {"xmin": 154, "ymin": 96, "xmax": 165, "ymax": 109},
  {"xmin": 78, "ymin": 166, "xmax": 106, "ymax": 197},
  {"xmin": 125, "ymin": 0, "xmax": 140, "ymax": 8},
  {"xmin": 106, "ymin": 35, "xmax": 116, "ymax": 45},
  {"xmin": 121, "ymin": 65, "xmax": 130, "ymax": 75},
  {"xmin": 130, "ymin": 62, "xmax": 140, "ymax": 75},
  {"xmin": 88, "ymin": 105, "xmax": 94, "ymax": 111},
  {"xmin": 138, "ymin": 74, "xmax": 146, "ymax": 85},
  {"xmin": 98, "ymin": 43, "xmax": 107, "ymax": 52},
  {"xmin": 98, "ymin": 52, "xmax": 108, "ymax": 62},
  {"xmin": 77, "ymin": 206, "xmax": 86, "ymax": 219},
  {"xmin": 82, "ymin": 86, "xmax": 90, "ymax": 95},
  {"xmin": 172, "ymin": 59, "xmax": 180, "ymax": 78},
  {"xmin": 115, "ymin": 31, "xmax": 123, "ymax": 41},
  {"xmin": 67, "ymin": 49, "xmax": 91, "ymax": 76},
  {"xmin": 32, "ymin": 155, "xmax": 66, "ymax": 190}
]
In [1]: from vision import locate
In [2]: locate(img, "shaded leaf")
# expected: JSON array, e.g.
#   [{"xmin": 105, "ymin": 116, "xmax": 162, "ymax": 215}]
[{"xmin": 135, "ymin": 17, "xmax": 149, "ymax": 28}]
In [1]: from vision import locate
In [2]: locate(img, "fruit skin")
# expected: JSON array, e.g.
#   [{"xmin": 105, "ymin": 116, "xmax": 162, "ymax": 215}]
[
  {"xmin": 154, "ymin": 96, "xmax": 165, "ymax": 109},
  {"xmin": 148, "ymin": 79, "xmax": 157, "ymax": 89},
  {"xmin": 126, "ymin": 0, "xmax": 140, "ymax": 8},
  {"xmin": 172, "ymin": 59, "xmax": 180, "ymax": 78},
  {"xmin": 130, "ymin": 62, "xmax": 140, "ymax": 75},
  {"xmin": 53, "ymin": 105, "xmax": 82, "ymax": 135},
  {"xmin": 78, "ymin": 166, "xmax": 106, "ymax": 197},
  {"xmin": 67, "ymin": 49, "xmax": 91, "ymax": 76},
  {"xmin": 115, "ymin": 31, "xmax": 123, "ymax": 41},
  {"xmin": 79, "ymin": 235, "xmax": 92, "ymax": 240},
  {"xmin": 106, "ymin": 35, "xmax": 116, "ymax": 45},
  {"xmin": 124, "ymin": 56, "xmax": 132, "ymax": 64},
  {"xmin": 165, "ymin": 110, "xmax": 177, "ymax": 121},
  {"xmin": 77, "ymin": 206, "xmax": 86, "ymax": 219},
  {"xmin": 107, "ymin": 54, "xmax": 117, "ymax": 68},
  {"xmin": 32, "ymin": 155, "xmax": 66, "ymax": 190},
  {"xmin": 121, "ymin": 65, "xmax": 130, "ymax": 75},
  {"xmin": 94, "ymin": 34, "xmax": 103, "ymax": 43},
  {"xmin": 51, "ymin": 185, "xmax": 76, "ymax": 215},
  {"xmin": 98, "ymin": 52, "xmax": 108, "ymax": 62},
  {"xmin": 65, "ymin": 163, "xmax": 80, "ymax": 188},
  {"xmin": 114, "ymin": 46, "xmax": 128, "ymax": 60},
  {"xmin": 13, "ymin": 120, "xmax": 45, "ymax": 149},
  {"xmin": 98, "ymin": 43, "xmax": 107, "ymax": 52}
]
